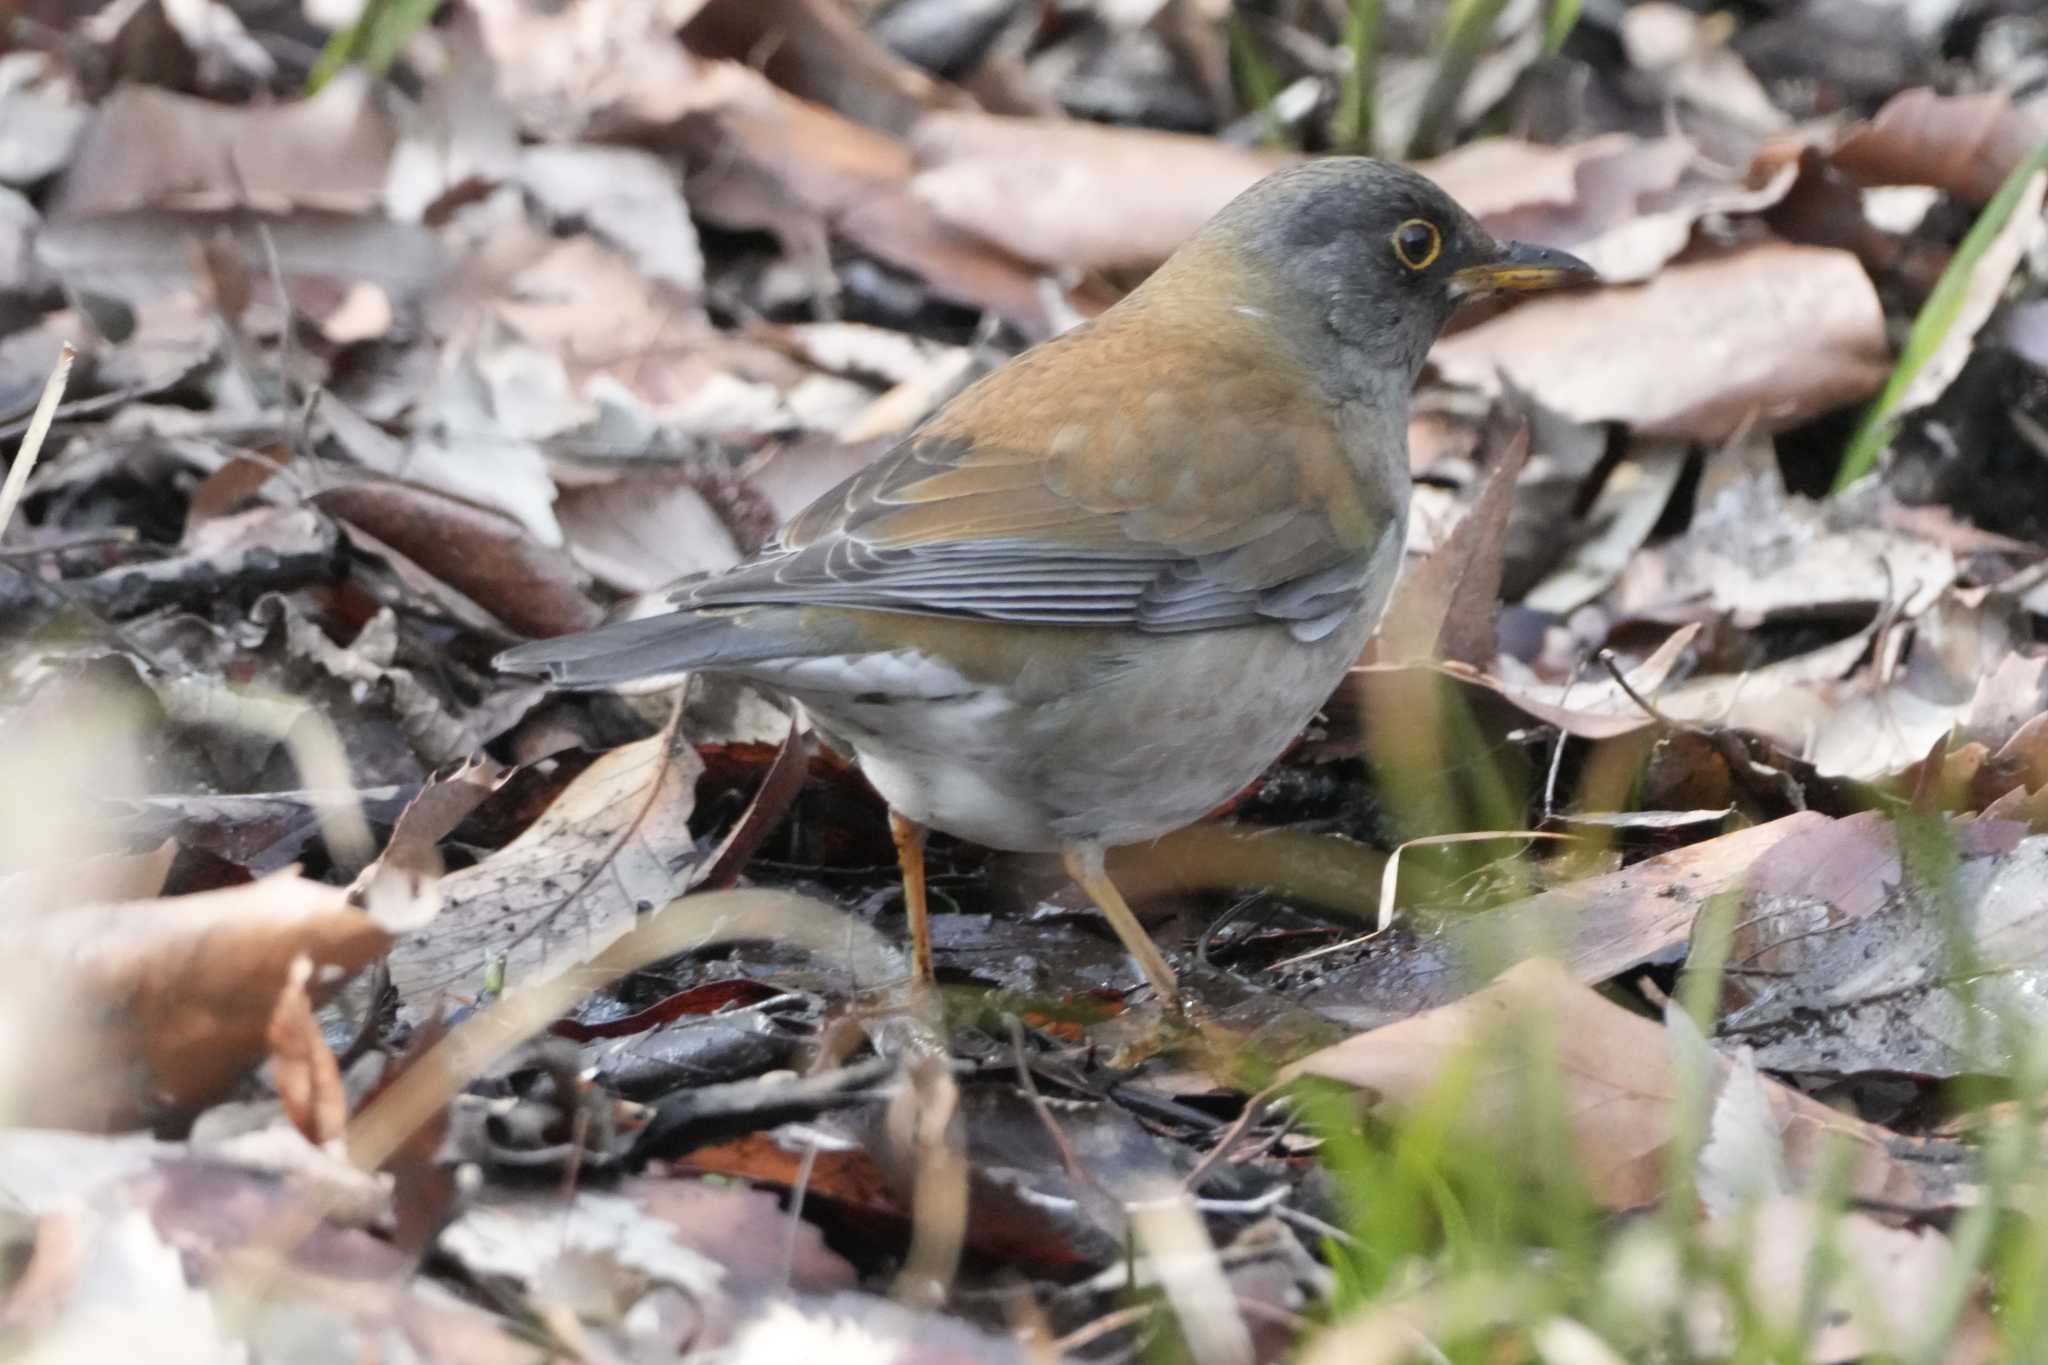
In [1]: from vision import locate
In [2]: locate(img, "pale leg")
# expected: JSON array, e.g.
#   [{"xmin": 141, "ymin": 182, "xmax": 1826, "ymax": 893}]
[
  {"xmin": 890, "ymin": 809, "xmax": 934, "ymax": 984},
  {"xmin": 1062, "ymin": 841, "xmax": 1183, "ymax": 1012}
]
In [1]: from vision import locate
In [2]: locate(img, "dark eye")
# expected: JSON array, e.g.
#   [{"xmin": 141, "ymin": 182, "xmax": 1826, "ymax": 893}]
[{"xmin": 1391, "ymin": 218, "xmax": 1442, "ymax": 271}]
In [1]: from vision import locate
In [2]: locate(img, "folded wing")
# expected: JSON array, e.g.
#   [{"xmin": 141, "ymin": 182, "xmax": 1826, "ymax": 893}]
[{"xmin": 682, "ymin": 308, "xmax": 1401, "ymax": 637}]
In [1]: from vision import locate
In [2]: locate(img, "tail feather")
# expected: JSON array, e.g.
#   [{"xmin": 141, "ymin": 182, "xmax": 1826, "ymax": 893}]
[{"xmin": 494, "ymin": 609, "xmax": 809, "ymax": 689}]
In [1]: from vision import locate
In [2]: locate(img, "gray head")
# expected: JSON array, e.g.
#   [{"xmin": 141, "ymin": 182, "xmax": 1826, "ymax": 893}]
[{"xmin": 1188, "ymin": 157, "xmax": 1594, "ymax": 398}]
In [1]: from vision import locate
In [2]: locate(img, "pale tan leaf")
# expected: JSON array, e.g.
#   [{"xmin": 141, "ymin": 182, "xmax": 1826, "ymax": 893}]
[
  {"xmin": 1432, "ymin": 243, "xmax": 1889, "ymax": 441},
  {"xmin": 1285, "ymin": 957, "xmax": 1971, "ymax": 1212},
  {"xmin": 557, "ymin": 474, "xmax": 744, "ymax": 594},
  {"xmin": 48, "ymin": 72, "xmax": 395, "ymax": 219},
  {"xmin": 1425, "ymin": 134, "xmax": 1795, "ymax": 284},
  {"xmin": 908, "ymin": 111, "xmax": 1297, "ymax": 272},
  {"xmin": 387, "ymin": 723, "xmax": 704, "ymax": 1005}
]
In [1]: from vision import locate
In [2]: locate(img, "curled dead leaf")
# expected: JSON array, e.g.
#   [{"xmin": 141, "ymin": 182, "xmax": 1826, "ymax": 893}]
[
  {"xmin": 0, "ymin": 872, "xmax": 391, "ymax": 1127},
  {"xmin": 267, "ymin": 953, "xmax": 348, "ymax": 1147},
  {"xmin": 313, "ymin": 481, "xmax": 602, "ymax": 640},
  {"xmin": 1832, "ymin": 88, "xmax": 2048, "ymax": 206},
  {"xmin": 1425, "ymin": 134, "xmax": 1797, "ymax": 284}
]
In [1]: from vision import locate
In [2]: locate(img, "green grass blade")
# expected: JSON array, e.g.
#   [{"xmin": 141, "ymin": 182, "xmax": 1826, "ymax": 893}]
[
  {"xmin": 1228, "ymin": 15, "xmax": 1290, "ymax": 149},
  {"xmin": 1830, "ymin": 137, "xmax": 2048, "ymax": 492},
  {"xmin": 1408, "ymin": 0, "xmax": 1511, "ymax": 157},
  {"xmin": 307, "ymin": 0, "xmax": 445, "ymax": 92},
  {"xmin": 1542, "ymin": 0, "xmax": 1581, "ymax": 55},
  {"xmin": 1331, "ymin": 0, "xmax": 1381, "ymax": 152}
]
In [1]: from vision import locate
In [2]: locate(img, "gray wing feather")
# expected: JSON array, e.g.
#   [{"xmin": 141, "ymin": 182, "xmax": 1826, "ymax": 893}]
[{"xmin": 668, "ymin": 534, "xmax": 1369, "ymax": 632}]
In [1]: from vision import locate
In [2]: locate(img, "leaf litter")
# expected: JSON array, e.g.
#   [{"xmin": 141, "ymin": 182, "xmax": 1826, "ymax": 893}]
[{"xmin": 1, "ymin": 1, "xmax": 2047, "ymax": 1361}]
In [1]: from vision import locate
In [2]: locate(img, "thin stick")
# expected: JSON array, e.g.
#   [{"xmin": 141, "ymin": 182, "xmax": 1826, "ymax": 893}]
[
  {"xmin": 1596, "ymin": 647, "xmax": 1674, "ymax": 727},
  {"xmin": 1180, "ymin": 1081, "xmax": 1285, "ymax": 1194},
  {"xmin": 1053, "ymin": 1302, "xmax": 1155, "ymax": 1355},
  {"xmin": 0, "ymin": 344, "xmax": 76, "ymax": 541}
]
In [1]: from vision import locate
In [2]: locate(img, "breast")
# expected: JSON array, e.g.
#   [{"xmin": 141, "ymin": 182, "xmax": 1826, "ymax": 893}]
[{"xmin": 1031, "ymin": 614, "xmax": 1371, "ymax": 847}]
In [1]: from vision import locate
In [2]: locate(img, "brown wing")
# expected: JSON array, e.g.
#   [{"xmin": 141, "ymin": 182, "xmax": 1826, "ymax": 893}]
[{"xmin": 679, "ymin": 294, "xmax": 1402, "ymax": 635}]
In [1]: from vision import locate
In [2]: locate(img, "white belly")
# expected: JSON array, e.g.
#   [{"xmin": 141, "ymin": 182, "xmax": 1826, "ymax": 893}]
[
  {"xmin": 773, "ymin": 652, "xmax": 1059, "ymax": 849},
  {"xmin": 766, "ymin": 613, "xmax": 1370, "ymax": 854}
]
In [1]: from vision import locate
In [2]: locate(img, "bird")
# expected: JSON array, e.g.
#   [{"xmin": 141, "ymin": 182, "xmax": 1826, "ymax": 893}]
[{"xmin": 497, "ymin": 157, "xmax": 1595, "ymax": 1012}]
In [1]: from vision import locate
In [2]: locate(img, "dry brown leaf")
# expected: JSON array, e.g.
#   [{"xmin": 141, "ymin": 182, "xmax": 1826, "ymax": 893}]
[
  {"xmin": 1424, "ymin": 134, "xmax": 1796, "ymax": 284},
  {"xmin": 0, "ymin": 839, "xmax": 176, "ymax": 916},
  {"xmin": 1717, "ymin": 813, "xmax": 2048, "ymax": 1077},
  {"xmin": 1523, "ymin": 437, "xmax": 1690, "ymax": 613},
  {"xmin": 0, "ymin": 872, "xmax": 391, "ymax": 1127},
  {"xmin": 267, "ymin": 954, "xmax": 347, "ymax": 1146},
  {"xmin": 682, "ymin": 0, "xmax": 970, "ymax": 133},
  {"xmin": 1969, "ymin": 711, "xmax": 2048, "ymax": 813},
  {"xmin": 691, "ymin": 719, "xmax": 808, "ymax": 895},
  {"xmin": 1433, "ymin": 243, "xmax": 1888, "ymax": 441},
  {"xmin": 746, "ymin": 434, "xmax": 894, "ymax": 526},
  {"xmin": 516, "ymin": 142, "xmax": 705, "ymax": 293},
  {"xmin": 0, "ymin": 53, "xmax": 90, "ymax": 186},
  {"xmin": 439, "ymin": 1179, "xmax": 857, "ymax": 1331},
  {"xmin": 762, "ymin": 321, "xmax": 966, "ymax": 388},
  {"xmin": 675, "ymin": 61, "xmax": 1100, "ymax": 329},
  {"xmin": 480, "ymin": 230, "xmax": 815, "ymax": 429},
  {"xmin": 1832, "ymin": 87, "xmax": 2048, "ymax": 206},
  {"xmin": 1286, "ymin": 957, "xmax": 1972, "ymax": 1212},
  {"xmin": 1295, "ymin": 812, "xmax": 1820, "ymax": 1030},
  {"xmin": 314, "ymin": 356, "xmax": 566, "ymax": 544},
  {"xmin": 66, "ymin": 502, "xmax": 338, "ymax": 616},
  {"xmin": 1657, "ymin": 595, "xmax": 2039, "ymax": 782},
  {"xmin": 34, "ymin": 208, "xmax": 448, "ymax": 311},
  {"xmin": 351, "ymin": 755, "xmax": 514, "ymax": 929},
  {"xmin": 1612, "ymin": 500, "xmax": 1956, "ymax": 629},
  {"xmin": 1750, "ymin": 142, "xmax": 1925, "ymax": 284},
  {"xmin": 728, "ymin": 1280, "xmax": 1038, "ymax": 1362},
  {"xmin": 1370, "ymin": 424, "xmax": 1530, "ymax": 666},
  {"xmin": 907, "ymin": 111, "xmax": 1298, "ymax": 272},
  {"xmin": 313, "ymin": 482, "xmax": 602, "ymax": 640},
  {"xmin": 47, "ymin": 72, "xmax": 395, "ymax": 219},
  {"xmin": 473, "ymin": 7, "xmax": 1099, "ymax": 326},
  {"xmin": 557, "ymin": 473, "xmax": 745, "ymax": 594},
  {"xmin": 152, "ymin": 0, "xmax": 276, "ymax": 81},
  {"xmin": 186, "ymin": 449, "xmax": 290, "ymax": 527},
  {"xmin": 386, "ymin": 722, "xmax": 704, "ymax": 1005},
  {"xmin": 0, "ymin": 1145, "xmax": 540, "ymax": 1362},
  {"xmin": 836, "ymin": 346, "xmax": 979, "ymax": 442},
  {"xmin": 1421, "ymin": 137, "xmax": 1595, "ymax": 223},
  {"xmin": 1346, "ymin": 622, "xmax": 1702, "ymax": 745},
  {"xmin": 261, "ymin": 597, "xmax": 536, "ymax": 772}
]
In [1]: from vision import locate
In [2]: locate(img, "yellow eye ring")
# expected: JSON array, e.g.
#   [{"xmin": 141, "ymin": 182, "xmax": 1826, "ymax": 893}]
[{"xmin": 1391, "ymin": 218, "xmax": 1442, "ymax": 271}]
